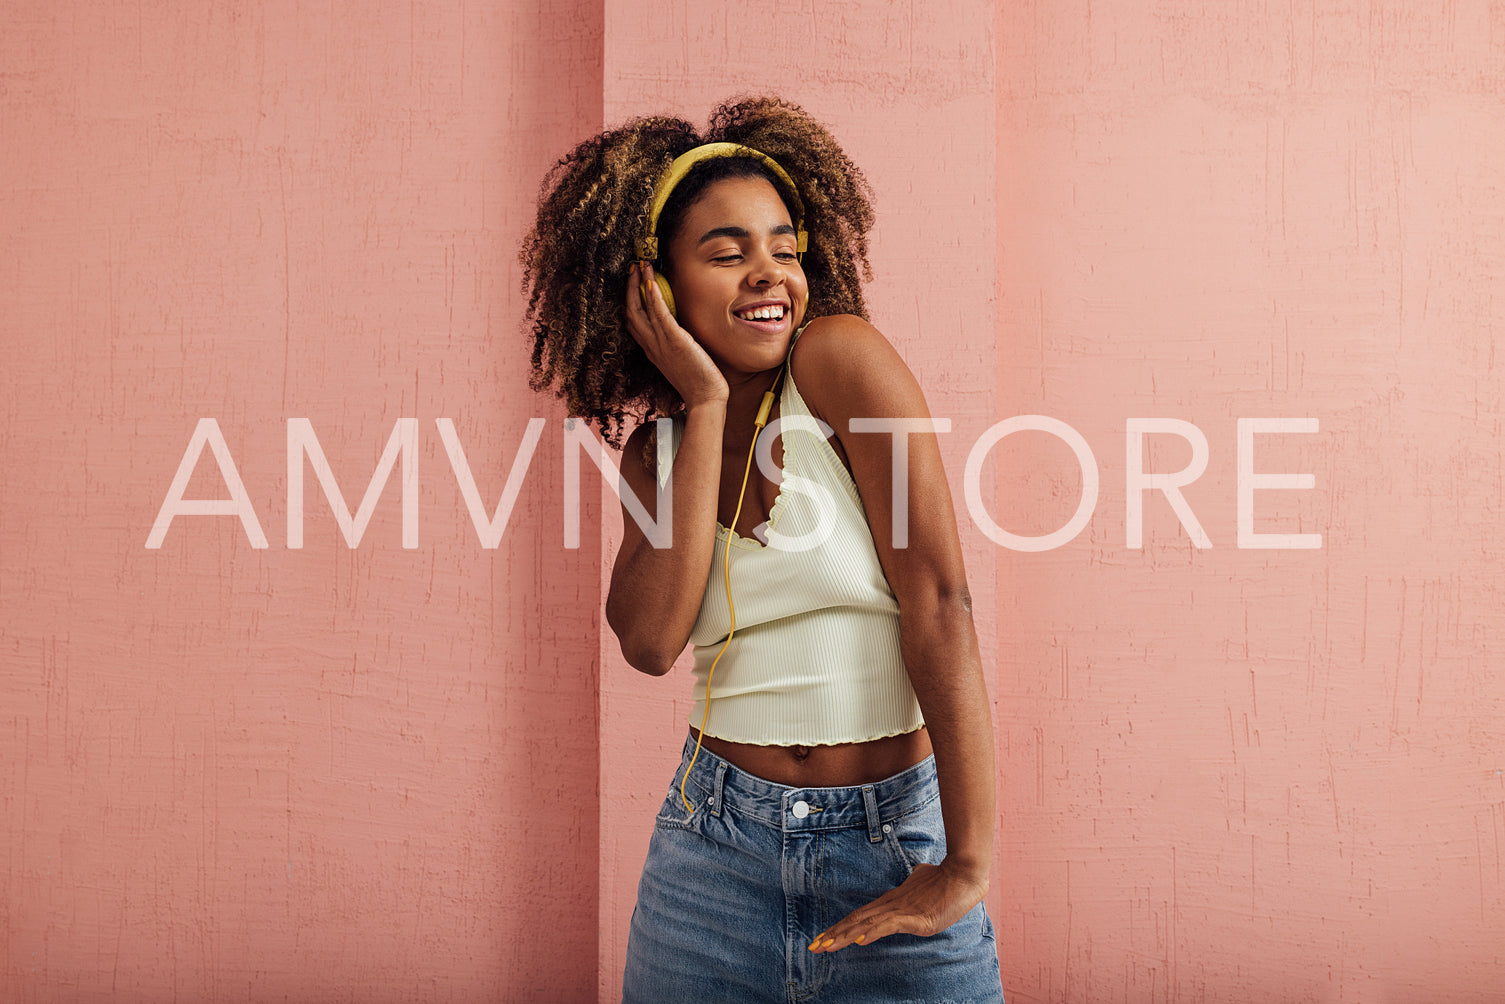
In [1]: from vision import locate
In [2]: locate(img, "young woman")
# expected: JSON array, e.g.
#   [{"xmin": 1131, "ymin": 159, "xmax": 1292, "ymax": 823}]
[{"xmin": 523, "ymin": 97, "xmax": 1003, "ymax": 1002}]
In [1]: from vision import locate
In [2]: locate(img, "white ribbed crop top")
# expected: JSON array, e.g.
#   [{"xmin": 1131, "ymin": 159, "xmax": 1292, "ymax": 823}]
[{"xmin": 655, "ymin": 358, "xmax": 925, "ymax": 746}]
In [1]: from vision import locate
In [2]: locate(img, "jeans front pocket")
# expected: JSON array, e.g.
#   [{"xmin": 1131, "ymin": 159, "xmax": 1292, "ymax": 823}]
[
  {"xmin": 882, "ymin": 793, "xmax": 947, "ymax": 879},
  {"xmin": 653, "ymin": 770, "xmax": 703, "ymax": 832}
]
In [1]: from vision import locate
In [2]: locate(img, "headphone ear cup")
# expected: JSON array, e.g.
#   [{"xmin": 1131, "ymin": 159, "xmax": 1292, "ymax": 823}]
[{"xmin": 654, "ymin": 273, "xmax": 677, "ymax": 318}]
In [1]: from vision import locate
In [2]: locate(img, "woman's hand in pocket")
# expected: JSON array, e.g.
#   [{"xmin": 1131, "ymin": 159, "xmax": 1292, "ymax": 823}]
[{"xmin": 806, "ymin": 856, "xmax": 988, "ymax": 952}]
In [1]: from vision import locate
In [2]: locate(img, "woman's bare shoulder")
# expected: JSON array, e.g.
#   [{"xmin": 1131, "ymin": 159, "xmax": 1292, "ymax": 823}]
[{"xmin": 789, "ymin": 314, "xmax": 924, "ymax": 422}]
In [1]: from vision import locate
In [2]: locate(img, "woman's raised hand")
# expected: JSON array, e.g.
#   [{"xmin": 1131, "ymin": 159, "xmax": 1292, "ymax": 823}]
[{"xmin": 625, "ymin": 262, "xmax": 728, "ymax": 409}]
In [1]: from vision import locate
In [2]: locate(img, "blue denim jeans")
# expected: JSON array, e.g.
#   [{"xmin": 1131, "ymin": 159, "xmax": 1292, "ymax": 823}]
[{"xmin": 622, "ymin": 733, "xmax": 1004, "ymax": 1003}]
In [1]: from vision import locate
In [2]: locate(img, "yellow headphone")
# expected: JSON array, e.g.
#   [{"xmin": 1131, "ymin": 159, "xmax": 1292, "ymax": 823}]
[{"xmin": 636, "ymin": 142, "xmax": 809, "ymax": 317}]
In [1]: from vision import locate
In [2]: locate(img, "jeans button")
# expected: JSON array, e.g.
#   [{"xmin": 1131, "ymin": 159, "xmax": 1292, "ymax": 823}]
[{"xmin": 792, "ymin": 800, "xmax": 810, "ymax": 819}]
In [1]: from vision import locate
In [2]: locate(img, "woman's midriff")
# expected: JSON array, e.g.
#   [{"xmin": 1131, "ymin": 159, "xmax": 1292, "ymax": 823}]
[{"xmin": 692, "ymin": 725, "xmax": 933, "ymax": 788}]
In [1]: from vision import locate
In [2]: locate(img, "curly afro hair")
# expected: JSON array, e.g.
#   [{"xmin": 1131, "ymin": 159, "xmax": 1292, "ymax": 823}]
[{"xmin": 520, "ymin": 96, "xmax": 876, "ymax": 448}]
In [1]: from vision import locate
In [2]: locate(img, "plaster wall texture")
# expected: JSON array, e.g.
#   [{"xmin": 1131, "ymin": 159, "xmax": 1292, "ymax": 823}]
[
  {"xmin": 995, "ymin": 3, "xmax": 1505, "ymax": 1001},
  {"xmin": 2, "ymin": 2, "xmax": 602, "ymax": 1000},
  {"xmin": 1, "ymin": 1, "xmax": 1502, "ymax": 1002}
]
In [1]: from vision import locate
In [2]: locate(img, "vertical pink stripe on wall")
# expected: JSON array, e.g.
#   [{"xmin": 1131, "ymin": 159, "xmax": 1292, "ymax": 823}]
[
  {"xmin": 597, "ymin": 1, "xmax": 998, "ymax": 998},
  {"xmin": 996, "ymin": 2, "xmax": 1505, "ymax": 1001},
  {"xmin": 1, "ymin": 2, "xmax": 603, "ymax": 1000}
]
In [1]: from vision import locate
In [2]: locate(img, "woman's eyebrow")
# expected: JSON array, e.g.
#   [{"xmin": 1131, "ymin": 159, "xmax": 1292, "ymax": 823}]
[{"xmin": 695, "ymin": 223, "xmax": 798, "ymax": 245}]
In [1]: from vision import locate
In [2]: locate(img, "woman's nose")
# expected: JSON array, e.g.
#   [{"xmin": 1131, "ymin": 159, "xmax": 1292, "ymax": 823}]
[{"xmin": 748, "ymin": 253, "xmax": 785, "ymax": 287}]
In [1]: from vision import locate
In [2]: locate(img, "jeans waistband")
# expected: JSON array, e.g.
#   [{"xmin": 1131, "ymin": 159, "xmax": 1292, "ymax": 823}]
[{"xmin": 675, "ymin": 732, "xmax": 940, "ymax": 839}]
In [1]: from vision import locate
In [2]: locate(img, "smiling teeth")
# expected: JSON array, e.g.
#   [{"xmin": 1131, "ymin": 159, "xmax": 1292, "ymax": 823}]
[{"xmin": 738, "ymin": 305, "xmax": 784, "ymax": 320}]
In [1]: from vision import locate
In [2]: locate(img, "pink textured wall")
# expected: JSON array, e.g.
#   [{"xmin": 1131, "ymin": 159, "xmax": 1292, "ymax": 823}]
[
  {"xmin": 3, "ymin": 1, "xmax": 1504, "ymax": 1002},
  {"xmin": 2, "ymin": 2, "xmax": 602, "ymax": 1000},
  {"xmin": 995, "ymin": 2, "xmax": 1505, "ymax": 1001}
]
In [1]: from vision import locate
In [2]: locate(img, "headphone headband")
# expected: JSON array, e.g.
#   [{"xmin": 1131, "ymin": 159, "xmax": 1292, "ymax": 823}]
[{"xmin": 637, "ymin": 142, "xmax": 809, "ymax": 262}]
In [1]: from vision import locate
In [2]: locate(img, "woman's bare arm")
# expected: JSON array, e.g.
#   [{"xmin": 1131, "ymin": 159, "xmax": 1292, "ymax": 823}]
[
  {"xmin": 606, "ymin": 404, "xmax": 725, "ymax": 674},
  {"xmin": 792, "ymin": 315, "xmax": 997, "ymax": 951},
  {"xmin": 605, "ymin": 264, "xmax": 728, "ymax": 675}
]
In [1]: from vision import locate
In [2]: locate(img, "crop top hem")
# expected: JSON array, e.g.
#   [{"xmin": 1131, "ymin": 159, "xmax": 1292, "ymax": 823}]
[{"xmin": 698, "ymin": 721, "xmax": 927, "ymax": 748}]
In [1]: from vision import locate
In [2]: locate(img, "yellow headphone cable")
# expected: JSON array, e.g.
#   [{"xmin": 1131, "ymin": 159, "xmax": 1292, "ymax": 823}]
[{"xmin": 680, "ymin": 369, "xmax": 784, "ymax": 813}]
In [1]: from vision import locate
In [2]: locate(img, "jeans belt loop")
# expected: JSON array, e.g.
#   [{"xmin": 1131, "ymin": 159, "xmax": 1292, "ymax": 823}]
[
  {"xmin": 711, "ymin": 760, "xmax": 728, "ymax": 817},
  {"xmin": 862, "ymin": 783, "xmax": 882, "ymax": 843}
]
